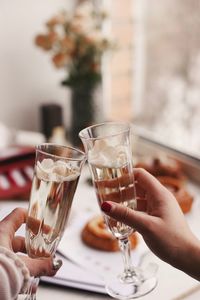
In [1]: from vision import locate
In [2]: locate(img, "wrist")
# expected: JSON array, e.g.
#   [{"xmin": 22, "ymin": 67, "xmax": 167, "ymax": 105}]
[
  {"xmin": 0, "ymin": 246, "xmax": 30, "ymax": 293},
  {"xmin": 175, "ymin": 235, "xmax": 200, "ymax": 280}
]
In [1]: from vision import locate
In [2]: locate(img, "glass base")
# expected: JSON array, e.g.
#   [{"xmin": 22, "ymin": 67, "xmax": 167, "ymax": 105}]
[
  {"xmin": 105, "ymin": 264, "xmax": 158, "ymax": 300},
  {"xmin": 24, "ymin": 277, "xmax": 40, "ymax": 300}
]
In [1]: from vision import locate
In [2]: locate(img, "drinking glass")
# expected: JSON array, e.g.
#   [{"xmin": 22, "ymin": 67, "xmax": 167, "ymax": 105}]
[
  {"xmin": 24, "ymin": 143, "xmax": 86, "ymax": 299},
  {"xmin": 79, "ymin": 122, "xmax": 157, "ymax": 299}
]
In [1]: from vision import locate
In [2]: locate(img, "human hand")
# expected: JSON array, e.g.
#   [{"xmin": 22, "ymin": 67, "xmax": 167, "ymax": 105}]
[
  {"xmin": 101, "ymin": 168, "xmax": 200, "ymax": 280},
  {"xmin": 0, "ymin": 208, "xmax": 61, "ymax": 277}
]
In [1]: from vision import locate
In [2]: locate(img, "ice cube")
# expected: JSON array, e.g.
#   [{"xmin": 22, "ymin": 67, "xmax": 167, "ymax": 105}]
[
  {"xmin": 89, "ymin": 140, "xmax": 110, "ymax": 165},
  {"xmin": 94, "ymin": 139, "xmax": 107, "ymax": 151},
  {"xmin": 89, "ymin": 140, "xmax": 107, "ymax": 161},
  {"xmin": 53, "ymin": 165, "xmax": 67, "ymax": 177},
  {"xmin": 88, "ymin": 140, "xmax": 130, "ymax": 168},
  {"xmin": 103, "ymin": 145, "xmax": 116, "ymax": 159},
  {"xmin": 65, "ymin": 171, "xmax": 80, "ymax": 181},
  {"xmin": 40, "ymin": 158, "xmax": 54, "ymax": 170},
  {"xmin": 53, "ymin": 160, "xmax": 73, "ymax": 178},
  {"xmin": 37, "ymin": 161, "xmax": 51, "ymax": 181},
  {"xmin": 116, "ymin": 145, "xmax": 128, "ymax": 166},
  {"xmin": 54, "ymin": 160, "xmax": 66, "ymax": 168}
]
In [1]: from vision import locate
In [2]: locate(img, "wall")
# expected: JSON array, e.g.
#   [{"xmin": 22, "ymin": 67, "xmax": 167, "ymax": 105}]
[
  {"xmin": 0, "ymin": 0, "xmax": 77, "ymax": 133},
  {"xmin": 0, "ymin": 0, "xmax": 144, "ymax": 133}
]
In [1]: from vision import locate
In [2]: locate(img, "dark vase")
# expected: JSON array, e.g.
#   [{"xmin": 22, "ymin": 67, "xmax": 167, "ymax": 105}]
[{"xmin": 70, "ymin": 83, "xmax": 97, "ymax": 147}]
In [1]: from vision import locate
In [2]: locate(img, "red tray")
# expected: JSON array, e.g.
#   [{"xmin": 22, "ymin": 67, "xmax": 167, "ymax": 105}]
[{"xmin": 0, "ymin": 146, "xmax": 35, "ymax": 200}]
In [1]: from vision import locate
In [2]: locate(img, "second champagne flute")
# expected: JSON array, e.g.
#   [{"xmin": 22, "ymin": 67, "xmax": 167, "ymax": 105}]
[
  {"xmin": 79, "ymin": 122, "xmax": 157, "ymax": 300},
  {"xmin": 25, "ymin": 143, "xmax": 86, "ymax": 299}
]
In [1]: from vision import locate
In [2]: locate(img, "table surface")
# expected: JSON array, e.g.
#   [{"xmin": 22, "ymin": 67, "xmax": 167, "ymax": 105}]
[
  {"xmin": 36, "ymin": 283, "xmax": 200, "ymax": 300},
  {"xmin": 36, "ymin": 256, "xmax": 200, "ymax": 300},
  {"xmin": 1, "ymin": 167, "xmax": 200, "ymax": 300}
]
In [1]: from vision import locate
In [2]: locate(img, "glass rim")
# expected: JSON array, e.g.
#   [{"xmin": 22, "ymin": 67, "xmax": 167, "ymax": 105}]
[
  {"xmin": 36, "ymin": 143, "xmax": 86, "ymax": 162},
  {"xmin": 79, "ymin": 121, "xmax": 131, "ymax": 141}
]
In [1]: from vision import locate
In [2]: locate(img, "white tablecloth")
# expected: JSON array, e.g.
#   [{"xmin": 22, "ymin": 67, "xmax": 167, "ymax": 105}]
[{"xmin": 1, "ymin": 167, "xmax": 200, "ymax": 300}]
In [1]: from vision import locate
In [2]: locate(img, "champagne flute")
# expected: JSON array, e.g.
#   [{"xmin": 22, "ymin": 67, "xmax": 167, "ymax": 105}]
[
  {"xmin": 79, "ymin": 122, "xmax": 157, "ymax": 299},
  {"xmin": 24, "ymin": 143, "xmax": 86, "ymax": 299}
]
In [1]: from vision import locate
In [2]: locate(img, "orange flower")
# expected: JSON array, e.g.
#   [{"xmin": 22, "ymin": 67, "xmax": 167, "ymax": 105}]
[
  {"xmin": 34, "ymin": 3, "xmax": 114, "ymax": 83},
  {"xmin": 52, "ymin": 53, "xmax": 69, "ymax": 68},
  {"xmin": 46, "ymin": 14, "xmax": 66, "ymax": 29},
  {"xmin": 70, "ymin": 23, "xmax": 82, "ymax": 34},
  {"xmin": 35, "ymin": 32, "xmax": 58, "ymax": 50},
  {"xmin": 60, "ymin": 37, "xmax": 75, "ymax": 53},
  {"xmin": 35, "ymin": 35, "xmax": 51, "ymax": 50},
  {"xmin": 47, "ymin": 31, "xmax": 59, "ymax": 47}
]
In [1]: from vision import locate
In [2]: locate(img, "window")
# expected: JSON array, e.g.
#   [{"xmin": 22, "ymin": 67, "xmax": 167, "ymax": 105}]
[{"xmin": 101, "ymin": 0, "xmax": 145, "ymax": 121}]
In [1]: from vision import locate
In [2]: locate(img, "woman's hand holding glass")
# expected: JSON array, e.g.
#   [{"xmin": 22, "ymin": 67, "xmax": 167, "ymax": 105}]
[
  {"xmin": 24, "ymin": 144, "xmax": 86, "ymax": 299},
  {"xmin": 102, "ymin": 168, "xmax": 200, "ymax": 281},
  {"xmin": 0, "ymin": 207, "xmax": 58, "ymax": 277},
  {"xmin": 79, "ymin": 122, "xmax": 157, "ymax": 300}
]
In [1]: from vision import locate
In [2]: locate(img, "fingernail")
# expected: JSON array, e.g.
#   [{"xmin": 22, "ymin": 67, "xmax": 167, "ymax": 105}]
[
  {"xmin": 52, "ymin": 258, "xmax": 63, "ymax": 270},
  {"xmin": 101, "ymin": 202, "xmax": 112, "ymax": 213}
]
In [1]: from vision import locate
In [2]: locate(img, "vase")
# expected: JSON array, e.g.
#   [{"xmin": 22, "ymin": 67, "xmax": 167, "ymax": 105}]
[{"xmin": 70, "ymin": 82, "xmax": 100, "ymax": 147}]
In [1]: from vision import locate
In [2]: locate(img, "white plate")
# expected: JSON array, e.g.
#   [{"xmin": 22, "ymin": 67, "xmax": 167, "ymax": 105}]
[{"xmin": 58, "ymin": 212, "xmax": 149, "ymax": 281}]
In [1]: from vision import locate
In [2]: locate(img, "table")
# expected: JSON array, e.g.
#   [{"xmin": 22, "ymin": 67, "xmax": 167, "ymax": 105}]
[
  {"xmin": 1, "ymin": 168, "xmax": 200, "ymax": 300},
  {"xmin": 37, "ymin": 272, "xmax": 200, "ymax": 300},
  {"xmin": 37, "ymin": 285, "xmax": 111, "ymax": 300},
  {"xmin": 36, "ymin": 254, "xmax": 200, "ymax": 300}
]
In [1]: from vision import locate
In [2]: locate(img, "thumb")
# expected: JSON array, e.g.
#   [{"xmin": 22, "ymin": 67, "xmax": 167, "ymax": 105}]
[
  {"xmin": 101, "ymin": 201, "xmax": 152, "ymax": 234},
  {"xmin": 19, "ymin": 256, "xmax": 62, "ymax": 277}
]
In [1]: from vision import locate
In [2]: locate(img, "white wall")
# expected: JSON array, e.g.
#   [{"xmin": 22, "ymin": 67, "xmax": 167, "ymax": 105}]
[{"xmin": 0, "ymin": 0, "xmax": 77, "ymax": 132}]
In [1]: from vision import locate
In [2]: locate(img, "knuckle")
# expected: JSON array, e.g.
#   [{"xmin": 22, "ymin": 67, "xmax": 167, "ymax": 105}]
[
  {"xmin": 13, "ymin": 207, "xmax": 26, "ymax": 216},
  {"xmin": 40, "ymin": 264, "xmax": 48, "ymax": 276},
  {"xmin": 41, "ymin": 258, "xmax": 52, "ymax": 276},
  {"xmin": 121, "ymin": 206, "xmax": 131, "ymax": 225},
  {"xmin": 14, "ymin": 207, "xmax": 27, "ymax": 221},
  {"xmin": 136, "ymin": 167, "xmax": 145, "ymax": 174},
  {"xmin": 40, "ymin": 269, "xmax": 46, "ymax": 276},
  {"xmin": 134, "ymin": 168, "xmax": 146, "ymax": 180},
  {"xmin": 0, "ymin": 227, "xmax": 6, "ymax": 238},
  {"xmin": 142, "ymin": 218, "xmax": 160, "ymax": 236},
  {"xmin": 13, "ymin": 207, "xmax": 21, "ymax": 214},
  {"xmin": 18, "ymin": 207, "xmax": 27, "ymax": 214}
]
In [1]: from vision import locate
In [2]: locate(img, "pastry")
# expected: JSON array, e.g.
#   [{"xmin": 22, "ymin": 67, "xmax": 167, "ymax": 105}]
[
  {"xmin": 136, "ymin": 157, "xmax": 194, "ymax": 213},
  {"xmin": 136, "ymin": 157, "xmax": 185, "ymax": 181},
  {"xmin": 157, "ymin": 176, "xmax": 193, "ymax": 214},
  {"xmin": 81, "ymin": 215, "xmax": 138, "ymax": 252}
]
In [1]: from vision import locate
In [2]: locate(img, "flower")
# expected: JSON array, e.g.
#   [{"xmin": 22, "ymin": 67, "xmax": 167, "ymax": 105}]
[{"xmin": 34, "ymin": 2, "xmax": 113, "ymax": 87}]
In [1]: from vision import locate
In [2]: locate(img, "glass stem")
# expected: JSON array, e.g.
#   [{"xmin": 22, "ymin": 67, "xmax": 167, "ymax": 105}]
[
  {"xmin": 118, "ymin": 237, "xmax": 140, "ymax": 284},
  {"xmin": 118, "ymin": 237, "xmax": 133, "ymax": 274},
  {"xmin": 25, "ymin": 276, "xmax": 40, "ymax": 300}
]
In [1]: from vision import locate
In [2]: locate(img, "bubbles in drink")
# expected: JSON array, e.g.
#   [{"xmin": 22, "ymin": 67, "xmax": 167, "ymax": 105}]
[
  {"xmin": 88, "ymin": 140, "xmax": 130, "ymax": 168},
  {"xmin": 26, "ymin": 158, "xmax": 80, "ymax": 258},
  {"xmin": 88, "ymin": 140, "xmax": 136, "ymax": 239}
]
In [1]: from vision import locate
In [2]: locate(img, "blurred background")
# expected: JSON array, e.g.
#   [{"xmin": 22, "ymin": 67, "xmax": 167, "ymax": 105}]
[
  {"xmin": 1, "ymin": 0, "xmax": 200, "ymax": 152},
  {"xmin": 1, "ymin": 2, "xmax": 200, "ymax": 299}
]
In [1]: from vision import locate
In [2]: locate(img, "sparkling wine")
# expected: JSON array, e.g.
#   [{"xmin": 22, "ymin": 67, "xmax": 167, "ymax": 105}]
[
  {"xmin": 89, "ymin": 163, "xmax": 137, "ymax": 239},
  {"xmin": 26, "ymin": 161, "xmax": 80, "ymax": 258}
]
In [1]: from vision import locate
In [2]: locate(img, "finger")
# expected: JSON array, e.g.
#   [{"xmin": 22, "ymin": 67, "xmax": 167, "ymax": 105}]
[
  {"xmin": 97, "ymin": 186, "xmax": 135, "ymax": 203},
  {"xmin": 95, "ymin": 174, "xmax": 133, "ymax": 189},
  {"xmin": 134, "ymin": 168, "xmax": 165, "ymax": 195},
  {"xmin": 0, "ymin": 208, "xmax": 27, "ymax": 237},
  {"xmin": 101, "ymin": 201, "xmax": 152, "ymax": 234},
  {"xmin": 19, "ymin": 256, "xmax": 62, "ymax": 277},
  {"xmin": 135, "ymin": 183, "xmax": 146, "ymax": 198},
  {"xmin": 27, "ymin": 216, "xmax": 51, "ymax": 235},
  {"xmin": 137, "ymin": 199, "xmax": 147, "ymax": 212},
  {"xmin": 12, "ymin": 236, "xmax": 26, "ymax": 253}
]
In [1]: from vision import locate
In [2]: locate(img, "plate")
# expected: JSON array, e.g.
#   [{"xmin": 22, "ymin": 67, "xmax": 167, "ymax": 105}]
[{"xmin": 58, "ymin": 212, "xmax": 149, "ymax": 280}]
